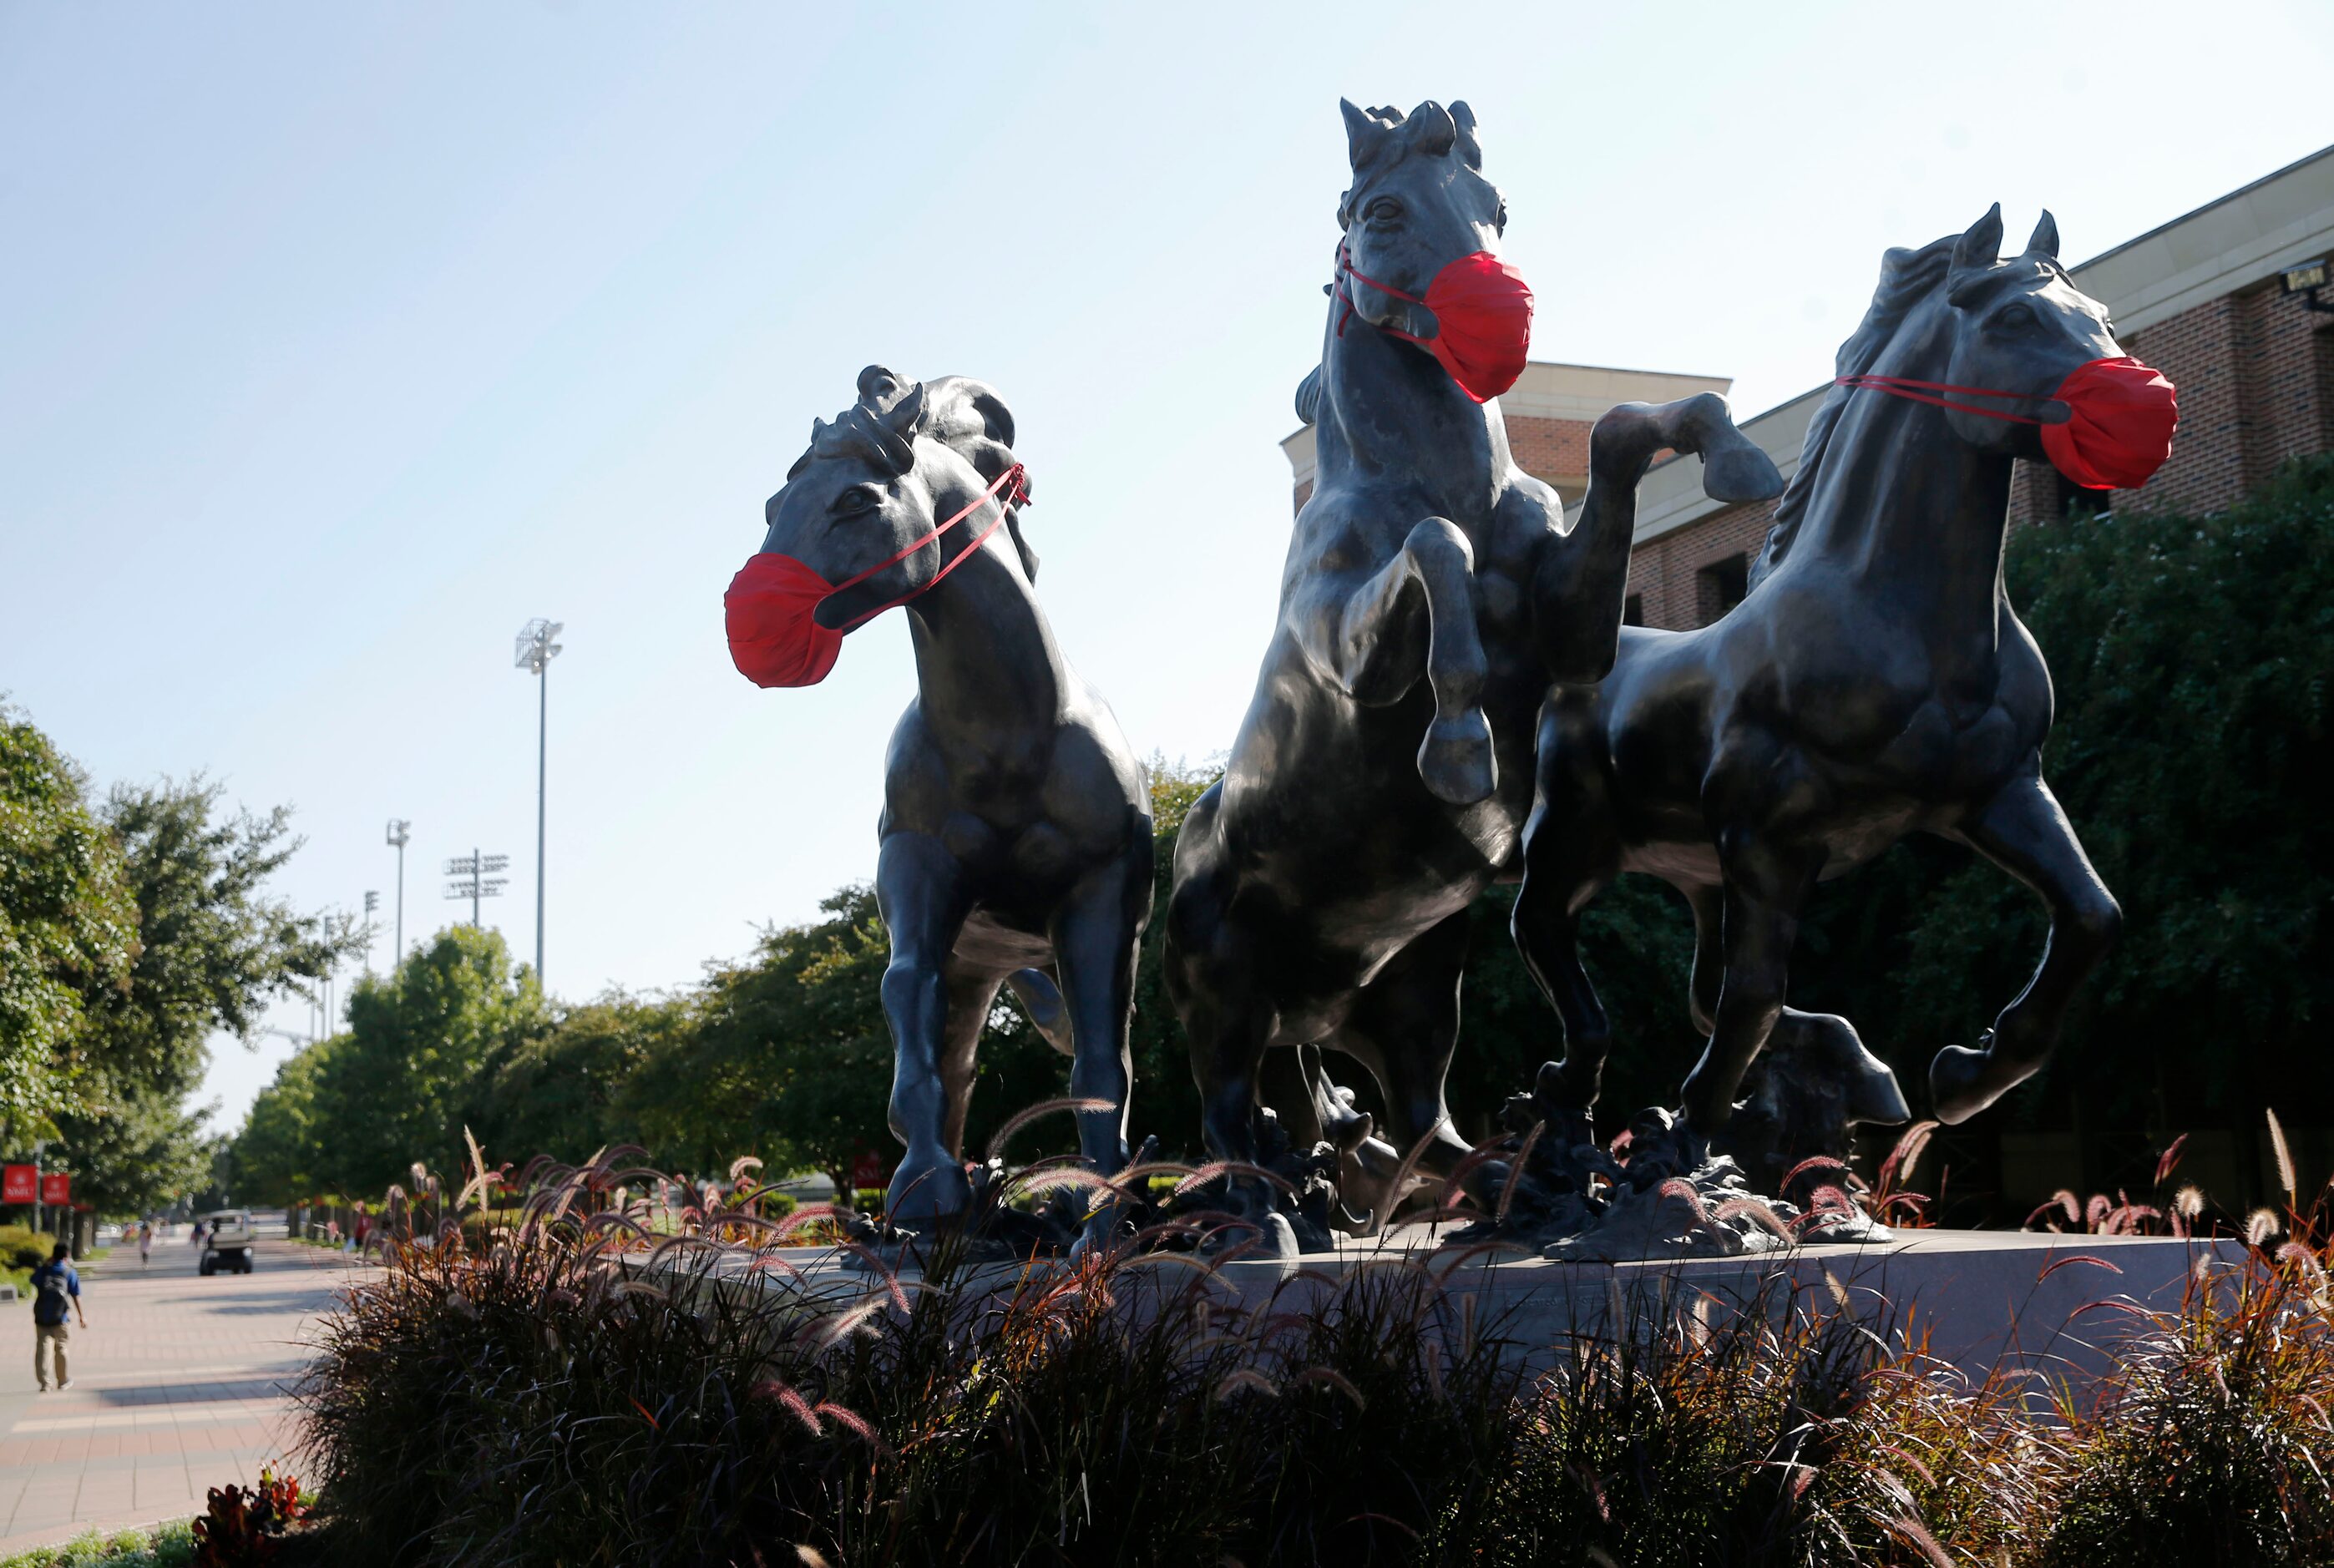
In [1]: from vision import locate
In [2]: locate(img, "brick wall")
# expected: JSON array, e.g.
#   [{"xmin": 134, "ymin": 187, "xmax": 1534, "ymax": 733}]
[
  {"xmin": 1506, "ymin": 414, "xmax": 1594, "ymax": 502},
  {"xmin": 1621, "ymin": 499, "xmax": 1779, "ymax": 630}
]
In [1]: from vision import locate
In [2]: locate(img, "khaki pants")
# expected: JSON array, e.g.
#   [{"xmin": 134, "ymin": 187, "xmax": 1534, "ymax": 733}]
[{"xmin": 34, "ymin": 1323, "xmax": 69, "ymax": 1388}]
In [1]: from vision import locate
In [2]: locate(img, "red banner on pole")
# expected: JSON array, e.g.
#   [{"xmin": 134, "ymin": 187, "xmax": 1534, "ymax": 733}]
[
  {"xmin": 1, "ymin": 1166, "xmax": 33, "ymax": 1205},
  {"xmin": 38, "ymin": 1172, "xmax": 69, "ymax": 1206}
]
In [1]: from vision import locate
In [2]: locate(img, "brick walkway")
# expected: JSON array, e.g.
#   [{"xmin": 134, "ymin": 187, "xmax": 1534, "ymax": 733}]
[{"xmin": 0, "ymin": 1235, "xmax": 372, "ymax": 1551}]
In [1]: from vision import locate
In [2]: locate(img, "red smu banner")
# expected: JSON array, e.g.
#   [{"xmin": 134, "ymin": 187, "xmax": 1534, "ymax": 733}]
[
  {"xmin": 1, "ymin": 1166, "xmax": 33, "ymax": 1205},
  {"xmin": 40, "ymin": 1173, "xmax": 70, "ymax": 1206}
]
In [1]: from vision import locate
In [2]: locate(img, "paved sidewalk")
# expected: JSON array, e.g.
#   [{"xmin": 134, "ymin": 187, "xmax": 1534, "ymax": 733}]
[{"xmin": 0, "ymin": 1236, "xmax": 372, "ymax": 1551}]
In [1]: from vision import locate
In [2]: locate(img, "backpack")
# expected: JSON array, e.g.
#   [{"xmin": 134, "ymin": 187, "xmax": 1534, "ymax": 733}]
[{"xmin": 31, "ymin": 1265, "xmax": 70, "ymax": 1327}]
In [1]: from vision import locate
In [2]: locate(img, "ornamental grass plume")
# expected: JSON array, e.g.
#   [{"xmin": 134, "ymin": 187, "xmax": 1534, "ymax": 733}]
[
  {"xmin": 2039, "ymin": 1180, "xmax": 2334, "ymax": 1565},
  {"xmin": 297, "ymin": 1126, "xmax": 2334, "ymax": 1566}
]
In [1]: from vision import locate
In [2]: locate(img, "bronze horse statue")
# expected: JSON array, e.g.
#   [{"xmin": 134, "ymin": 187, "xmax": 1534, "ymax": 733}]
[
  {"xmin": 1513, "ymin": 205, "xmax": 2175, "ymax": 1146},
  {"xmin": 1166, "ymin": 99, "xmax": 1781, "ymax": 1248},
  {"xmin": 731, "ymin": 368, "xmax": 1152, "ymax": 1232}
]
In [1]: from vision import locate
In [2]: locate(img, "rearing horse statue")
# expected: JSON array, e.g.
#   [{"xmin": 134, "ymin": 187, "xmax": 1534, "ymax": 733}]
[
  {"xmin": 1514, "ymin": 205, "xmax": 2176, "ymax": 1144},
  {"xmin": 1166, "ymin": 99, "xmax": 1780, "ymax": 1247},
  {"xmin": 729, "ymin": 367, "xmax": 1152, "ymax": 1232}
]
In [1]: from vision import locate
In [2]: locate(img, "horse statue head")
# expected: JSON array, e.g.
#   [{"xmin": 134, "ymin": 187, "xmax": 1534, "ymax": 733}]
[
  {"xmin": 1329, "ymin": 99, "xmax": 1527, "ymax": 404},
  {"xmin": 1754, "ymin": 205, "xmax": 2174, "ymax": 584},
  {"xmin": 731, "ymin": 367, "xmax": 1036, "ymax": 687}
]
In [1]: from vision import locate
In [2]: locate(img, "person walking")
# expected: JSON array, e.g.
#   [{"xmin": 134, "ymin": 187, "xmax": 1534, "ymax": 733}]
[
  {"xmin": 31, "ymin": 1242, "xmax": 87, "ymax": 1393},
  {"xmin": 138, "ymin": 1221, "xmax": 153, "ymax": 1267}
]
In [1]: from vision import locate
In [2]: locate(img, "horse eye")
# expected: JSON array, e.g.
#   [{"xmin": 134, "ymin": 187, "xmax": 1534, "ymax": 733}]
[
  {"xmin": 1367, "ymin": 198, "xmax": 1403, "ymax": 223},
  {"xmin": 1997, "ymin": 302, "xmax": 2037, "ymax": 328},
  {"xmin": 831, "ymin": 486, "xmax": 878, "ymax": 515}
]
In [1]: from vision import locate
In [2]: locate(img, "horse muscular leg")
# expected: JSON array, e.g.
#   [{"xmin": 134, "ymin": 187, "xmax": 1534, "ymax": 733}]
[
  {"xmin": 1683, "ymin": 883, "xmax": 1724, "ymax": 1035},
  {"xmin": 1332, "ymin": 912, "xmax": 1476, "ymax": 1224},
  {"xmin": 875, "ymin": 833, "xmax": 975, "ymax": 1225},
  {"xmin": 1930, "ymin": 771, "xmax": 2121, "ymax": 1124},
  {"xmin": 1308, "ymin": 516, "xmax": 1494, "ymax": 805},
  {"xmin": 938, "ymin": 965, "xmax": 1004, "ymax": 1159},
  {"xmin": 1538, "ymin": 393, "xmax": 1783, "ymax": 684},
  {"xmin": 1680, "ymin": 845, "xmax": 1819, "ymax": 1132},
  {"xmin": 1051, "ymin": 858, "xmax": 1147, "ymax": 1243},
  {"xmin": 1512, "ymin": 701, "xmax": 1622, "ymax": 1105}
]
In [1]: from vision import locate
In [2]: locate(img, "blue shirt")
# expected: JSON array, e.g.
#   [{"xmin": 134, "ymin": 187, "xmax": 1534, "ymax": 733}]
[{"xmin": 29, "ymin": 1262, "xmax": 78, "ymax": 1326}]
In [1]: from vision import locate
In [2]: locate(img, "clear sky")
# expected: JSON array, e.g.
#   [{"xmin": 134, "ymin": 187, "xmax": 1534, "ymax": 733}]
[{"xmin": 4, "ymin": 3, "xmax": 2329, "ymax": 1133}]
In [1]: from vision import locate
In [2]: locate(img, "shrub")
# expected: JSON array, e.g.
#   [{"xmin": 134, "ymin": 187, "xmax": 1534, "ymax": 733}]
[{"xmin": 299, "ymin": 1148, "xmax": 2063, "ymax": 1567}]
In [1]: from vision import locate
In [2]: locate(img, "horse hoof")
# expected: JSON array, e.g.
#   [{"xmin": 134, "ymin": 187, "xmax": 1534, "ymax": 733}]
[
  {"xmin": 885, "ymin": 1158, "xmax": 973, "ymax": 1227},
  {"xmin": 1701, "ymin": 440, "xmax": 1785, "ymax": 504},
  {"xmin": 1419, "ymin": 711, "xmax": 1496, "ymax": 805},
  {"xmin": 1926, "ymin": 1044, "xmax": 1995, "ymax": 1125}
]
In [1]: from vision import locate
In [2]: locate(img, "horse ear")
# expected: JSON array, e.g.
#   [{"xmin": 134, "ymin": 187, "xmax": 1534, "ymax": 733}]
[
  {"xmin": 1340, "ymin": 98, "xmax": 1391, "ymax": 171},
  {"xmin": 1952, "ymin": 203, "xmax": 2003, "ymax": 275},
  {"xmin": 878, "ymin": 379, "xmax": 924, "ymax": 440},
  {"xmin": 857, "ymin": 365, "xmax": 909, "ymax": 412},
  {"xmin": 2025, "ymin": 208, "xmax": 2060, "ymax": 260},
  {"xmin": 1406, "ymin": 101, "xmax": 1456, "ymax": 159},
  {"xmin": 1450, "ymin": 99, "xmax": 1482, "ymax": 169}
]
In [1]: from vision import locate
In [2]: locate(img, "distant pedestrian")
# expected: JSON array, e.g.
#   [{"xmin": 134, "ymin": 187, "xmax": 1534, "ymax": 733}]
[
  {"xmin": 31, "ymin": 1242, "xmax": 87, "ymax": 1393},
  {"xmin": 138, "ymin": 1222, "xmax": 153, "ymax": 1267}
]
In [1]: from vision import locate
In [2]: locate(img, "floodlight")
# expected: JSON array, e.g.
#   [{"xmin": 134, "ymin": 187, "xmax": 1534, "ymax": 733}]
[{"xmin": 515, "ymin": 618, "xmax": 565, "ymax": 674}]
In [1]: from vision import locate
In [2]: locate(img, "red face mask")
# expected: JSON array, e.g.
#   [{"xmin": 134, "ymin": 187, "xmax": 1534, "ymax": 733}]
[
  {"xmin": 725, "ymin": 463, "xmax": 1028, "ymax": 689},
  {"xmin": 1836, "ymin": 356, "xmax": 2178, "ymax": 492},
  {"xmin": 1339, "ymin": 247, "xmax": 1534, "ymax": 402}
]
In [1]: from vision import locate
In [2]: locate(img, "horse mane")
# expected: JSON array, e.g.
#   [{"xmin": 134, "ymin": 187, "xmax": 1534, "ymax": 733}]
[
  {"xmin": 787, "ymin": 367, "xmax": 1042, "ymax": 583},
  {"xmin": 1749, "ymin": 235, "xmax": 1956, "ymax": 588}
]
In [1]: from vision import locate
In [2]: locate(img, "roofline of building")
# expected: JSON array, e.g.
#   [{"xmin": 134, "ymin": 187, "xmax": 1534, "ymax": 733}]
[{"xmin": 2066, "ymin": 141, "xmax": 2333, "ymax": 277}]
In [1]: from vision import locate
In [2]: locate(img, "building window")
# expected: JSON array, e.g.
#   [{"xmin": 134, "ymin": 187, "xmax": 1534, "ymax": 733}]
[
  {"xmin": 1623, "ymin": 594, "xmax": 1644, "ymax": 627},
  {"xmin": 1694, "ymin": 554, "xmax": 1748, "ymax": 626}
]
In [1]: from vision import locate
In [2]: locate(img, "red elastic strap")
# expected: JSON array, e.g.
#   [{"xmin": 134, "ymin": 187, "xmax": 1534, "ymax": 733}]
[
  {"xmin": 1835, "ymin": 374, "xmax": 2055, "ymax": 425},
  {"xmin": 1334, "ymin": 245, "xmax": 1435, "ymax": 345},
  {"xmin": 1339, "ymin": 244, "xmax": 1426, "ymax": 305},
  {"xmin": 823, "ymin": 463, "xmax": 1026, "ymax": 630}
]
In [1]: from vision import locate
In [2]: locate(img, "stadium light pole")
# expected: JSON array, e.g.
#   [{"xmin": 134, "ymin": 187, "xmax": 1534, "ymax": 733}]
[
  {"xmin": 444, "ymin": 848, "xmax": 509, "ymax": 928},
  {"xmin": 386, "ymin": 819, "xmax": 412, "ymax": 961},
  {"xmin": 514, "ymin": 619, "xmax": 564, "ymax": 986}
]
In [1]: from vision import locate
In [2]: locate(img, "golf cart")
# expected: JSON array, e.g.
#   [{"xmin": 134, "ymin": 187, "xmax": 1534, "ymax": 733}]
[{"xmin": 200, "ymin": 1209, "xmax": 256, "ymax": 1275}]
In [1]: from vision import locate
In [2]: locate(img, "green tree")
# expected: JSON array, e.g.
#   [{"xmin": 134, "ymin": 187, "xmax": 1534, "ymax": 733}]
[
  {"xmin": 0, "ymin": 705, "xmax": 136, "ymax": 1146},
  {"xmin": 230, "ymin": 1037, "xmax": 339, "ymax": 1205},
  {"xmin": 478, "ymin": 992, "xmax": 687, "ymax": 1169},
  {"xmin": 53, "ymin": 777, "xmax": 356, "ymax": 1216},
  {"xmin": 310, "ymin": 926, "xmax": 547, "ymax": 1196}
]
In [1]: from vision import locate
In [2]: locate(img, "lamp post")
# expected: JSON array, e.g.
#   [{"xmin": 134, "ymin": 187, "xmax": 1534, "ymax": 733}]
[
  {"xmin": 386, "ymin": 820, "xmax": 411, "ymax": 961},
  {"xmin": 444, "ymin": 849, "xmax": 509, "ymax": 928},
  {"xmin": 514, "ymin": 619, "xmax": 564, "ymax": 985}
]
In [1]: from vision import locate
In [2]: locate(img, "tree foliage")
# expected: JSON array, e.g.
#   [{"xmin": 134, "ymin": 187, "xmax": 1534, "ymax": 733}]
[
  {"xmin": 310, "ymin": 926, "xmax": 547, "ymax": 1197},
  {"xmin": 36, "ymin": 773, "xmax": 357, "ymax": 1215},
  {"xmin": 0, "ymin": 706, "xmax": 137, "ymax": 1144}
]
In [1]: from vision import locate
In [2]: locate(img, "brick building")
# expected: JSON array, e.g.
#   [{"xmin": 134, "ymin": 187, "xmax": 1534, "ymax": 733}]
[{"xmin": 1283, "ymin": 144, "xmax": 2334, "ymax": 632}]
